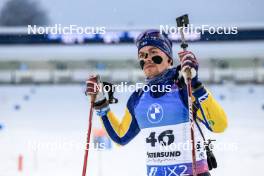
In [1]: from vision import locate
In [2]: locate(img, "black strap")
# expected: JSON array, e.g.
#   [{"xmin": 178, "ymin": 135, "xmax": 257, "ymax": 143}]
[{"xmin": 193, "ymin": 103, "xmax": 207, "ymax": 141}]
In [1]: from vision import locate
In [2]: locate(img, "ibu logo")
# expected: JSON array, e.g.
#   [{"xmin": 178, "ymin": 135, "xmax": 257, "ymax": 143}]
[{"xmin": 147, "ymin": 103, "xmax": 163, "ymax": 123}]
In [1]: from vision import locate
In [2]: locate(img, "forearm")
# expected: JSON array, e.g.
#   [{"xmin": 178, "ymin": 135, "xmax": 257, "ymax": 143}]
[
  {"xmin": 98, "ymin": 108, "xmax": 140, "ymax": 145},
  {"xmin": 194, "ymin": 87, "xmax": 228, "ymax": 133},
  {"xmin": 179, "ymin": 83, "xmax": 228, "ymax": 132}
]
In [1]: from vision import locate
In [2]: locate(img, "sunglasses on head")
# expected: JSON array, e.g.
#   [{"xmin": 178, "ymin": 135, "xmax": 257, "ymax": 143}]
[{"xmin": 136, "ymin": 30, "xmax": 168, "ymax": 48}]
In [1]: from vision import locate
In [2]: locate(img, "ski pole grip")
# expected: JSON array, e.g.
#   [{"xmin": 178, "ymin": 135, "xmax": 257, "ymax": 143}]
[
  {"xmin": 176, "ymin": 14, "xmax": 192, "ymax": 79},
  {"xmin": 176, "ymin": 14, "xmax": 189, "ymax": 50}
]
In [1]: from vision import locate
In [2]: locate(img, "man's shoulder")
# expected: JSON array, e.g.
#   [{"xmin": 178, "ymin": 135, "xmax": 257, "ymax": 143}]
[
  {"xmin": 127, "ymin": 89, "xmax": 144, "ymax": 104},
  {"xmin": 126, "ymin": 89, "xmax": 144, "ymax": 112}
]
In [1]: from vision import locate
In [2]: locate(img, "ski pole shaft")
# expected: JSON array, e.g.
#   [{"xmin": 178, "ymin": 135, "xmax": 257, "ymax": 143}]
[
  {"xmin": 186, "ymin": 77, "xmax": 197, "ymax": 176},
  {"xmin": 181, "ymin": 35, "xmax": 197, "ymax": 176},
  {"xmin": 176, "ymin": 14, "xmax": 197, "ymax": 176},
  {"xmin": 82, "ymin": 99, "xmax": 95, "ymax": 176}
]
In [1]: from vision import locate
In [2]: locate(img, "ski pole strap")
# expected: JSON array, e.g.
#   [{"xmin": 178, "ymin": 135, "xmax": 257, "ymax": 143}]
[
  {"xmin": 193, "ymin": 99, "xmax": 213, "ymax": 132},
  {"xmin": 192, "ymin": 98, "xmax": 213, "ymax": 141},
  {"xmin": 193, "ymin": 104, "xmax": 206, "ymax": 142}
]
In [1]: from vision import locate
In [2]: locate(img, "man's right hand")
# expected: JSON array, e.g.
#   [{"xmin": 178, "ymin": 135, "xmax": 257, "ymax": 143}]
[{"xmin": 85, "ymin": 75, "xmax": 108, "ymax": 109}]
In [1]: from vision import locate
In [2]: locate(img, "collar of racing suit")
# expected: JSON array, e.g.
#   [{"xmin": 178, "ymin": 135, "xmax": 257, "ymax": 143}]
[{"xmin": 145, "ymin": 66, "xmax": 181, "ymax": 98}]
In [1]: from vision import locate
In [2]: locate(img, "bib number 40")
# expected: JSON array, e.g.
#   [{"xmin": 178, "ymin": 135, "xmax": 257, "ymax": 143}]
[{"xmin": 146, "ymin": 130, "xmax": 174, "ymax": 147}]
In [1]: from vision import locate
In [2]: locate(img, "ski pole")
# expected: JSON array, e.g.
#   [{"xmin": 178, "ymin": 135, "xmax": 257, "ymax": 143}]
[
  {"xmin": 81, "ymin": 79, "xmax": 118, "ymax": 176},
  {"xmin": 176, "ymin": 14, "xmax": 197, "ymax": 176},
  {"xmin": 82, "ymin": 96, "xmax": 95, "ymax": 176}
]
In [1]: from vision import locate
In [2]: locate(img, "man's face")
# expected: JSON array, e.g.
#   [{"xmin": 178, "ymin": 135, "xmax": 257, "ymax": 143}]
[{"xmin": 138, "ymin": 46, "xmax": 172, "ymax": 78}]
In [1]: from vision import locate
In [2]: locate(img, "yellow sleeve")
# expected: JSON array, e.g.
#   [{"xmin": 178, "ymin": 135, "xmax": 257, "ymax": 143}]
[
  {"xmin": 105, "ymin": 108, "xmax": 133, "ymax": 137},
  {"xmin": 100, "ymin": 107, "xmax": 140, "ymax": 145},
  {"xmin": 196, "ymin": 89, "xmax": 228, "ymax": 133}
]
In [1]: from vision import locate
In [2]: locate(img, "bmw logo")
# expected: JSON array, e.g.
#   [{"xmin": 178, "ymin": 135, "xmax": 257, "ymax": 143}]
[{"xmin": 147, "ymin": 103, "xmax": 163, "ymax": 123}]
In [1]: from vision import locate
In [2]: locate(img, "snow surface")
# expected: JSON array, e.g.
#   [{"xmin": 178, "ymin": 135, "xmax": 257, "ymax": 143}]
[{"xmin": 0, "ymin": 84, "xmax": 264, "ymax": 176}]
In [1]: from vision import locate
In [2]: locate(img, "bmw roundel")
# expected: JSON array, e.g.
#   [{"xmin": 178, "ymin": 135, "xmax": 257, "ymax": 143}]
[{"xmin": 147, "ymin": 103, "xmax": 163, "ymax": 123}]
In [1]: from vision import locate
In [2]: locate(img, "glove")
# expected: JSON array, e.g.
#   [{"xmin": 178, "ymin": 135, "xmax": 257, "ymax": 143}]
[
  {"xmin": 85, "ymin": 75, "xmax": 108, "ymax": 109},
  {"xmin": 178, "ymin": 51, "xmax": 201, "ymax": 89}
]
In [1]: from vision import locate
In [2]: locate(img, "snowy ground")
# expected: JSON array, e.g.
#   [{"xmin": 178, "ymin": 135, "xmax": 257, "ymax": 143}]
[{"xmin": 0, "ymin": 84, "xmax": 264, "ymax": 176}]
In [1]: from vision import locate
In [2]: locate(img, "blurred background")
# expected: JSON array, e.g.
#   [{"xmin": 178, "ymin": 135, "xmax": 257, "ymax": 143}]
[{"xmin": 0, "ymin": 0, "xmax": 264, "ymax": 176}]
